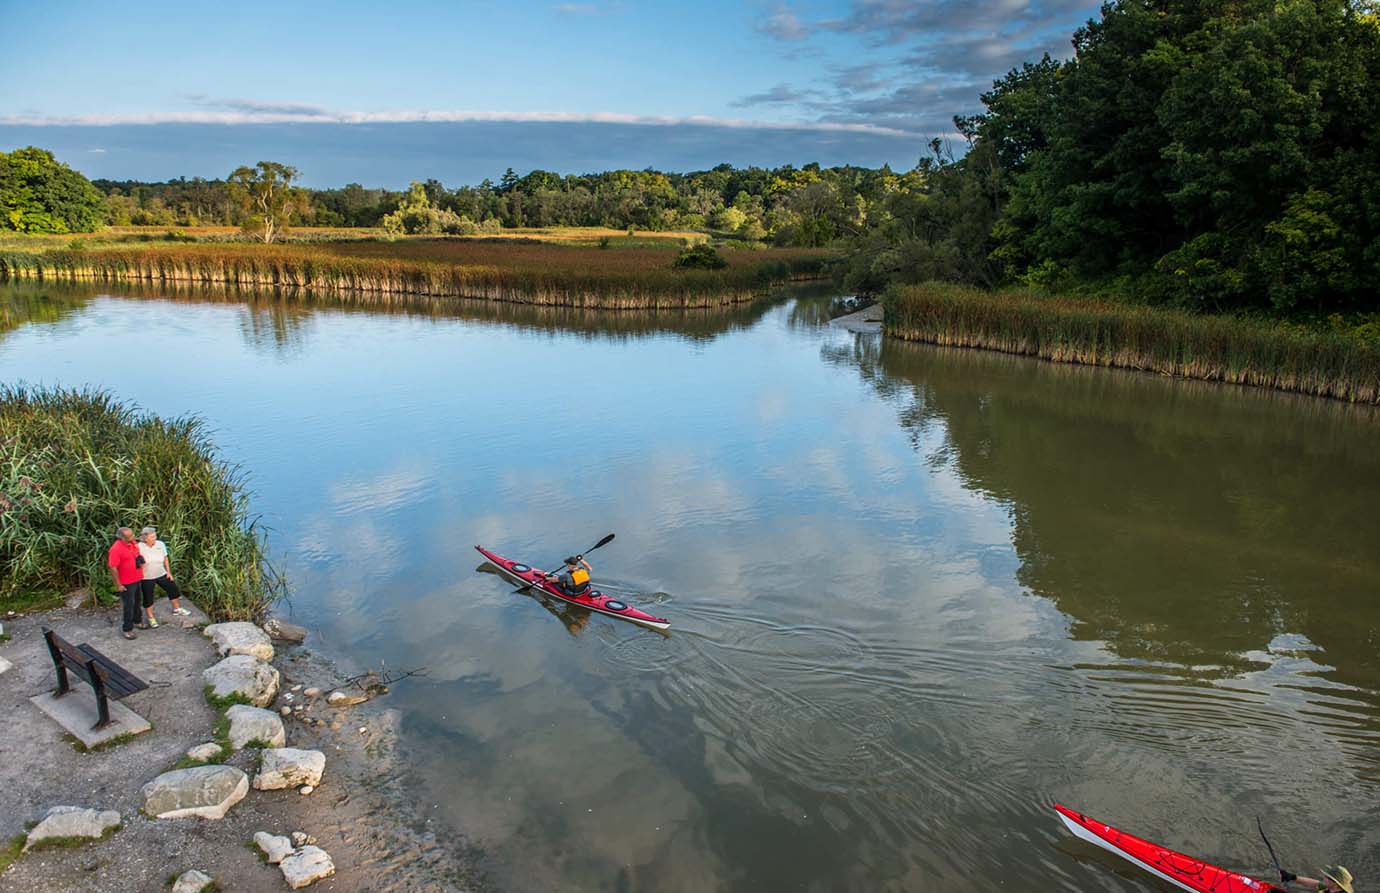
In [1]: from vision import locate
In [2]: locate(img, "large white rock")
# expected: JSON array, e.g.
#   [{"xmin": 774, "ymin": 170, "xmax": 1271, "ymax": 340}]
[
  {"xmin": 225, "ymin": 704, "xmax": 286, "ymax": 749},
  {"xmin": 23, "ymin": 805, "xmax": 120, "ymax": 850},
  {"xmin": 253, "ymin": 831, "xmax": 294, "ymax": 864},
  {"xmin": 141, "ymin": 765, "xmax": 248, "ymax": 820},
  {"xmin": 279, "ymin": 845, "xmax": 335, "ymax": 889},
  {"xmin": 202, "ymin": 654, "xmax": 280, "ymax": 707},
  {"xmin": 0, "ymin": 655, "xmax": 11, "ymax": 676},
  {"xmin": 203, "ymin": 621, "xmax": 274, "ymax": 661},
  {"xmin": 253, "ymin": 748, "xmax": 326, "ymax": 791},
  {"xmin": 171, "ymin": 869, "xmax": 215, "ymax": 893}
]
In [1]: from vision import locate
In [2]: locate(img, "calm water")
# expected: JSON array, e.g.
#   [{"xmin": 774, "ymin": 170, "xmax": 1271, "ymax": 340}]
[{"xmin": 3, "ymin": 284, "xmax": 1379, "ymax": 891}]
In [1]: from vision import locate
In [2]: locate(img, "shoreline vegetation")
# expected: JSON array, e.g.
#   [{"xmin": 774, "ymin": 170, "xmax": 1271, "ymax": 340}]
[
  {"xmin": 0, "ymin": 385, "xmax": 282, "ymax": 618},
  {"xmin": 0, "ymin": 230, "xmax": 829, "ymax": 310},
  {"xmin": 885, "ymin": 283, "xmax": 1380, "ymax": 405}
]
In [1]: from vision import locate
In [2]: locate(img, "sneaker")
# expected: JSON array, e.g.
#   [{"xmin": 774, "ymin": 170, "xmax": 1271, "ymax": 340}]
[
  {"xmin": 136, "ymin": 622, "xmax": 150, "ymax": 630},
  {"xmin": 123, "ymin": 631, "xmax": 137, "ymax": 640},
  {"xmin": 147, "ymin": 617, "xmax": 159, "ymax": 628},
  {"xmin": 173, "ymin": 607, "xmax": 192, "ymax": 616}
]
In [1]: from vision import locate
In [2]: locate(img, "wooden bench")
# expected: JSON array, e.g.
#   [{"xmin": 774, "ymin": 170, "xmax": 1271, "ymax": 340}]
[{"xmin": 42, "ymin": 627, "xmax": 149, "ymax": 729}]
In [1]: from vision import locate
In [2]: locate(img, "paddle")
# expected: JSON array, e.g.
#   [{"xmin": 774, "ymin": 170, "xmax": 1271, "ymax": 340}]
[
  {"xmin": 1257, "ymin": 817, "xmax": 1286, "ymax": 887},
  {"xmin": 515, "ymin": 533, "xmax": 616, "ymax": 594}
]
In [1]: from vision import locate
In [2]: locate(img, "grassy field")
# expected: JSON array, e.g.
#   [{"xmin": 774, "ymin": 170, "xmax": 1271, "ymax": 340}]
[
  {"xmin": 885, "ymin": 282, "xmax": 1380, "ymax": 403},
  {"xmin": 0, "ymin": 386, "xmax": 282, "ymax": 619},
  {"xmin": 0, "ymin": 227, "xmax": 824, "ymax": 309}
]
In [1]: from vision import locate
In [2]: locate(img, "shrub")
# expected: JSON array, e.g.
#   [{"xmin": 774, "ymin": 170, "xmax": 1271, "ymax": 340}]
[{"xmin": 673, "ymin": 243, "xmax": 728, "ymax": 270}]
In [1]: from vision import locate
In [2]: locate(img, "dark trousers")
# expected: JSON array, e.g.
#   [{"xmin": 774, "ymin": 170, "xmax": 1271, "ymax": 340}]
[
  {"xmin": 119, "ymin": 585, "xmax": 141, "ymax": 632},
  {"xmin": 140, "ymin": 575, "xmax": 182, "ymax": 608}
]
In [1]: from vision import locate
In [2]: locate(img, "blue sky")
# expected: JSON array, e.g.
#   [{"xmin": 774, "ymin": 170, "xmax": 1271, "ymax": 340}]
[{"xmin": 0, "ymin": 0, "xmax": 1101, "ymax": 186}]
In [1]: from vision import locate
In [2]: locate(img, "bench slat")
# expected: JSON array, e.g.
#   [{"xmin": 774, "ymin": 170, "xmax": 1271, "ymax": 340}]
[{"xmin": 78, "ymin": 644, "xmax": 149, "ymax": 697}]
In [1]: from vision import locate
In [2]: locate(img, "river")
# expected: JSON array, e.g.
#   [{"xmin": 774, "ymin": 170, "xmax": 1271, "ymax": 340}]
[{"xmin": 2, "ymin": 283, "xmax": 1377, "ymax": 891}]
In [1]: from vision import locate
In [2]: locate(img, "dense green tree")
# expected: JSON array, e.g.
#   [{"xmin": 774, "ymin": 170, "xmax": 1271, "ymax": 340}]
[{"xmin": 0, "ymin": 147, "xmax": 105, "ymax": 233}]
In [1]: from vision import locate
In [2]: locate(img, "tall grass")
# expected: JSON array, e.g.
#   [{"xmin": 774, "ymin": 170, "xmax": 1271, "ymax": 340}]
[
  {"xmin": 0, "ymin": 386, "xmax": 283, "ymax": 619},
  {"xmin": 0, "ymin": 239, "xmax": 828, "ymax": 310},
  {"xmin": 884, "ymin": 282, "xmax": 1380, "ymax": 403}
]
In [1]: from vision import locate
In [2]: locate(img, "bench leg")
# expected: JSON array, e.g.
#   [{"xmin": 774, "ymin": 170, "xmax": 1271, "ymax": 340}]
[
  {"xmin": 90, "ymin": 664, "xmax": 113, "ymax": 730},
  {"xmin": 43, "ymin": 630, "xmax": 71, "ymax": 696}
]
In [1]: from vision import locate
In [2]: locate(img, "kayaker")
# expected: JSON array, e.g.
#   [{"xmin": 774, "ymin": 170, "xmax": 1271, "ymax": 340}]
[
  {"xmin": 1278, "ymin": 866, "xmax": 1354, "ymax": 893},
  {"xmin": 545, "ymin": 555, "xmax": 592, "ymax": 596}
]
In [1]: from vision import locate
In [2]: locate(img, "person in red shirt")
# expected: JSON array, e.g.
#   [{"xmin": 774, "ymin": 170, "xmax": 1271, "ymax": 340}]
[{"xmin": 107, "ymin": 526, "xmax": 143, "ymax": 639}]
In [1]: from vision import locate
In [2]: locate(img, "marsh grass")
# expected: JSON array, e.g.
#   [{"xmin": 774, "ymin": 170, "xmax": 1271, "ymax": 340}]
[
  {"xmin": 0, "ymin": 238, "xmax": 826, "ymax": 310},
  {"xmin": 885, "ymin": 282, "xmax": 1380, "ymax": 403},
  {"xmin": 0, "ymin": 386, "xmax": 283, "ymax": 619}
]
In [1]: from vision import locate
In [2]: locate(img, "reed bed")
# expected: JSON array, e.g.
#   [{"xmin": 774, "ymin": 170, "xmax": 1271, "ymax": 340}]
[
  {"xmin": 0, "ymin": 386, "xmax": 283, "ymax": 619},
  {"xmin": 884, "ymin": 282, "xmax": 1380, "ymax": 403},
  {"xmin": 0, "ymin": 240, "xmax": 827, "ymax": 310}
]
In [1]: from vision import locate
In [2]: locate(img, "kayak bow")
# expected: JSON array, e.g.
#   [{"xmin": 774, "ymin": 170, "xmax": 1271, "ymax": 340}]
[
  {"xmin": 1054, "ymin": 804, "xmax": 1282, "ymax": 893},
  {"xmin": 476, "ymin": 545, "xmax": 670, "ymax": 632}
]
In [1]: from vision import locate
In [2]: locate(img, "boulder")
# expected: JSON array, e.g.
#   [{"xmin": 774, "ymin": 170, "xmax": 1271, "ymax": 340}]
[
  {"xmin": 203, "ymin": 654, "xmax": 279, "ymax": 707},
  {"xmin": 141, "ymin": 765, "xmax": 248, "ymax": 820},
  {"xmin": 203, "ymin": 622, "xmax": 274, "ymax": 662},
  {"xmin": 185, "ymin": 742, "xmax": 222, "ymax": 762},
  {"xmin": 23, "ymin": 806, "xmax": 120, "ymax": 850},
  {"xmin": 171, "ymin": 869, "xmax": 215, "ymax": 893},
  {"xmin": 264, "ymin": 617, "xmax": 308, "ymax": 643},
  {"xmin": 254, "ymin": 748, "xmax": 326, "ymax": 791},
  {"xmin": 280, "ymin": 845, "xmax": 335, "ymax": 889},
  {"xmin": 0, "ymin": 656, "xmax": 11, "ymax": 676},
  {"xmin": 225, "ymin": 704, "xmax": 286, "ymax": 749},
  {"xmin": 253, "ymin": 831, "xmax": 294, "ymax": 864}
]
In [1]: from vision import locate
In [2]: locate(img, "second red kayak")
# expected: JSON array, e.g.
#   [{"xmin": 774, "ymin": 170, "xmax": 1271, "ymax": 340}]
[
  {"xmin": 476, "ymin": 545, "xmax": 670, "ymax": 631},
  {"xmin": 1055, "ymin": 804, "xmax": 1282, "ymax": 893}
]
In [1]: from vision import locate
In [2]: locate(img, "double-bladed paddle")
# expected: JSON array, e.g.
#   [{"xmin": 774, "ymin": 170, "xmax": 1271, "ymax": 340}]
[
  {"xmin": 514, "ymin": 533, "xmax": 616, "ymax": 594},
  {"xmin": 1257, "ymin": 817, "xmax": 1286, "ymax": 887}
]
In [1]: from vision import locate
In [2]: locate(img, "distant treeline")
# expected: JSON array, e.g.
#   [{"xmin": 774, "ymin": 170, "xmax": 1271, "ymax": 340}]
[{"xmin": 92, "ymin": 164, "xmax": 892, "ymax": 246}]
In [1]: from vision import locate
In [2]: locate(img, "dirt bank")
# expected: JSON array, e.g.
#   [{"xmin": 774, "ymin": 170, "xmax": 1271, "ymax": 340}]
[{"xmin": 0, "ymin": 599, "xmax": 478, "ymax": 892}]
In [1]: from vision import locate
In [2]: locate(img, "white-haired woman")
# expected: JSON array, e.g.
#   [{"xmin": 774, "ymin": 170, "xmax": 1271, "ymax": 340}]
[{"xmin": 137, "ymin": 526, "xmax": 190, "ymax": 628}]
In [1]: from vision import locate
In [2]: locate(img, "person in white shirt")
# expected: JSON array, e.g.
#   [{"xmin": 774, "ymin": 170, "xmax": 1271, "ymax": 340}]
[{"xmin": 137, "ymin": 526, "xmax": 190, "ymax": 628}]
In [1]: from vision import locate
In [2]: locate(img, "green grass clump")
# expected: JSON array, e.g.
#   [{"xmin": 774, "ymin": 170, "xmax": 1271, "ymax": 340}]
[
  {"xmin": 884, "ymin": 282, "xmax": 1380, "ymax": 404},
  {"xmin": 0, "ymin": 834, "xmax": 25, "ymax": 873},
  {"xmin": 22, "ymin": 824, "xmax": 121, "ymax": 852},
  {"xmin": 0, "ymin": 386, "xmax": 284, "ymax": 620},
  {"xmin": 203, "ymin": 685, "xmax": 253, "ymax": 713}
]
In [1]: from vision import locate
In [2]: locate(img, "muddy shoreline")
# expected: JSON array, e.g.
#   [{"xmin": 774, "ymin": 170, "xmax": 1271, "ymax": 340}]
[{"xmin": 0, "ymin": 598, "xmax": 481, "ymax": 892}]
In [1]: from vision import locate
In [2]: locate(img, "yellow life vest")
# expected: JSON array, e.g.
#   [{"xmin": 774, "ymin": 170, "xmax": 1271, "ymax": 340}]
[{"xmin": 569, "ymin": 567, "xmax": 590, "ymax": 587}]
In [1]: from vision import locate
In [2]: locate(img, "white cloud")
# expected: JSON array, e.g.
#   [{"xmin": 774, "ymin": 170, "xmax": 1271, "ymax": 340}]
[{"xmin": 0, "ymin": 106, "xmax": 919, "ymax": 137}]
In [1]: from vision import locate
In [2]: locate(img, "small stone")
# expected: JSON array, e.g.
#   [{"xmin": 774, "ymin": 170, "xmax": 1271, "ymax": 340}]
[
  {"xmin": 253, "ymin": 831, "xmax": 293, "ymax": 864},
  {"xmin": 203, "ymin": 654, "xmax": 280, "ymax": 708},
  {"xmin": 264, "ymin": 617, "xmax": 308, "ymax": 643},
  {"xmin": 203, "ymin": 621, "xmax": 274, "ymax": 661},
  {"xmin": 291, "ymin": 684, "xmax": 303, "ymax": 692},
  {"xmin": 306, "ymin": 835, "xmax": 317, "ymax": 845},
  {"xmin": 280, "ymin": 845, "xmax": 335, "ymax": 889},
  {"xmin": 225, "ymin": 704, "xmax": 286, "ymax": 749},
  {"xmin": 280, "ymin": 706, "xmax": 292, "ymax": 716},
  {"xmin": 185, "ymin": 743, "xmax": 222, "ymax": 762},
  {"xmin": 284, "ymin": 692, "xmax": 294, "ymax": 701},
  {"xmin": 253, "ymin": 748, "xmax": 326, "ymax": 791},
  {"xmin": 291, "ymin": 831, "xmax": 308, "ymax": 848},
  {"xmin": 299, "ymin": 785, "xmax": 314, "ymax": 795},
  {"xmin": 303, "ymin": 687, "xmax": 322, "ymax": 698},
  {"xmin": 24, "ymin": 806, "xmax": 121, "ymax": 850},
  {"xmin": 171, "ymin": 869, "xmax": 215, "ymax": 893}
]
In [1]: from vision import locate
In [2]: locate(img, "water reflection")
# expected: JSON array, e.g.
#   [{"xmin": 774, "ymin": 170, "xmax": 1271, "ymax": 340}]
[{"xmin": 1, "ymin": 286, "xmax": 1377, "ymax": 890}]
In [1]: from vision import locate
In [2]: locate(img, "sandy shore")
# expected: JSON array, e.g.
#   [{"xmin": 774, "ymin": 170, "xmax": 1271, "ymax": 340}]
[{"xmin": 0, "ymin": 598, "xmax": 478, "ymax": 892}]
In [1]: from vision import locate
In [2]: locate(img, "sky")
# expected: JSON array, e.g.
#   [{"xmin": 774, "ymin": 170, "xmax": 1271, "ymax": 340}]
[{"xmin": 0, "ymin": 0, "xmax": 1101, "ymax": 188}]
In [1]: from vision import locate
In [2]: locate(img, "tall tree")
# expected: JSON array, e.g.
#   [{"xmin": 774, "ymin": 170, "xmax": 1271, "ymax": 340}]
[
  {"xmin": 0, "ymin": 147, "xmax": 105, "ymax": 233},
  {"xmin": 227, "ymin": 161, "xmax": 302, "ymax": 243}
]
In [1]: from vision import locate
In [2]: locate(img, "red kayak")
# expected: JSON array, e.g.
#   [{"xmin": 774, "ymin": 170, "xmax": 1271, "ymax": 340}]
[
  {"xmin": 1055, "ymin": 804, "xmax": 1282, "ymax": 893},
  {"xmin": 475, "ymin": 546, "xmax": 670, "ymax": 632}
]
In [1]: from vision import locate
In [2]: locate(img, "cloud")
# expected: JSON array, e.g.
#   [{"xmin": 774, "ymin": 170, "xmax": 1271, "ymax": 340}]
[
  {"xmin": 87, "ymin": 147, "xmax": 106, "ymax": 153},
  {"xmin": 729, "ymin": 84, "xmax": 820, "ymax": 108},
  {"xmin": 0, "ymin": 106, "xmax": 918, "ymax": 137},
  {"xmin": 758, "ymin": 4, "xmax": 810, "ymax": 40}
]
